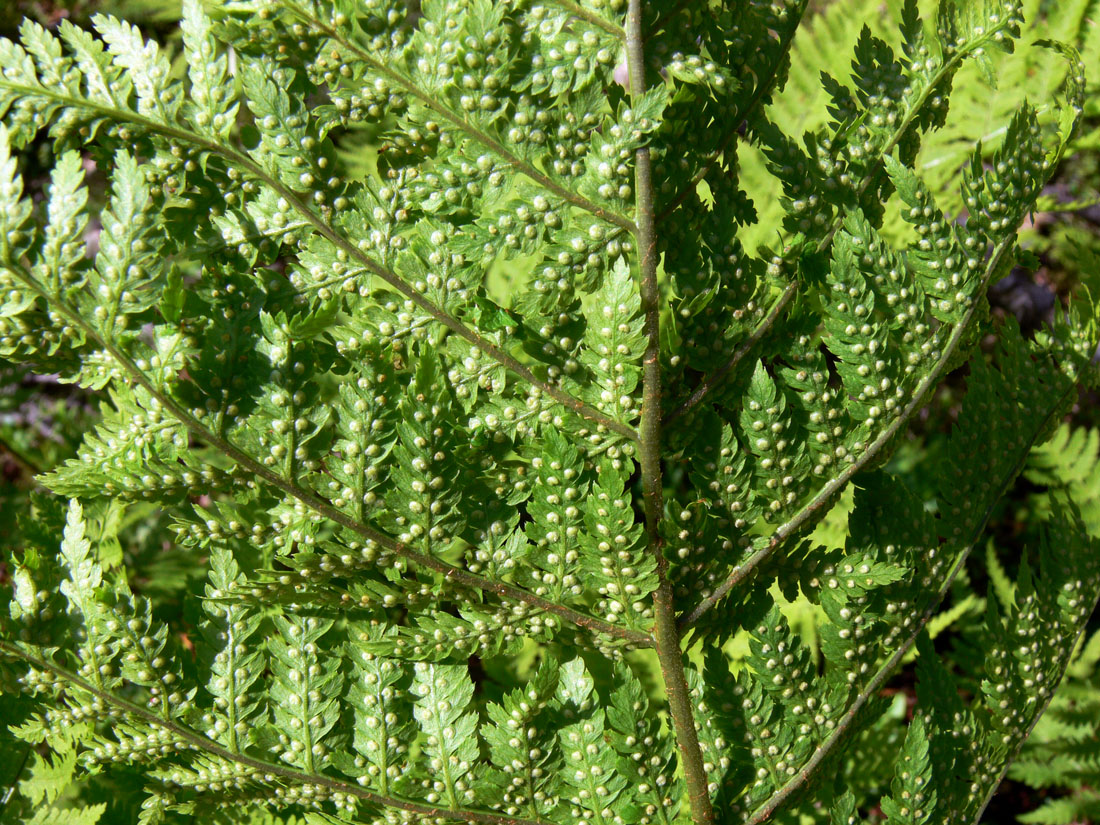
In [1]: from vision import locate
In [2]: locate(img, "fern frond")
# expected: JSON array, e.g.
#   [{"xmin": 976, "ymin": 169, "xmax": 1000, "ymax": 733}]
[
  {"xmin": 1025, "ymin": 423, "xmax": 1100, "ymax": 535},
  {"xmin": 0, "ymin": 1, "xmax": 1097, "ymax": 824}
]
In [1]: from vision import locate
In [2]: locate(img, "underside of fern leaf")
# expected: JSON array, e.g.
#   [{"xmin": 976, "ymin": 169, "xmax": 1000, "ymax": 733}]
[{"xmin": 0, "ymin": 0, "xmax": 1098, "ymax": 824}]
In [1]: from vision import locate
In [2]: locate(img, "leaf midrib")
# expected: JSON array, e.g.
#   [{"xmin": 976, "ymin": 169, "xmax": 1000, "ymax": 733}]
[{"xmin": 0, "ymin": 76, "xmax": 639, "ymax": 441}]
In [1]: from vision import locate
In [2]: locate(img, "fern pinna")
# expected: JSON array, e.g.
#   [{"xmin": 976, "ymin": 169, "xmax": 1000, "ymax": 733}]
[{"xmin": 0, "ymin": 0, "xmax": 1098, "ymax": 823}]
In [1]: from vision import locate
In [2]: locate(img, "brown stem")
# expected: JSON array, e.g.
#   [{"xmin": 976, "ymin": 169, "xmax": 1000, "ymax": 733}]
[{"xmin": 625, "ymin": 1, "xmax": 716, "ymax": 823}]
